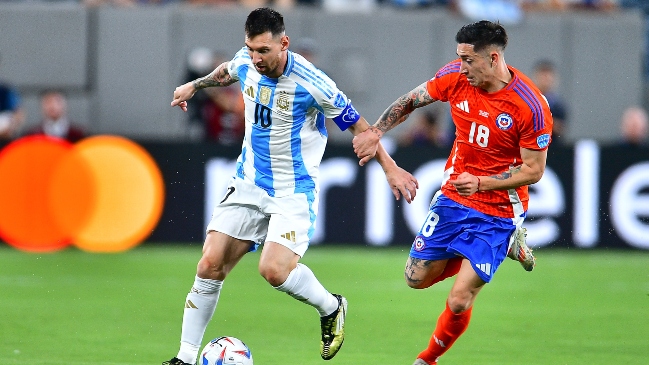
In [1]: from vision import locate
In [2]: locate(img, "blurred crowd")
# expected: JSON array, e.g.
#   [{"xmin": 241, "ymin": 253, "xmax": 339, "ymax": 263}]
[
  {"xmin": 1, "ymin": 0, "xmax": 648, "ymax": 149},
  {"xmin": 0, "ymin": 53, "xmax": 87, "ymax": 144},
  {"xmin": 77, "ymin": 0, "xmax": 623, "ymax": 11}
]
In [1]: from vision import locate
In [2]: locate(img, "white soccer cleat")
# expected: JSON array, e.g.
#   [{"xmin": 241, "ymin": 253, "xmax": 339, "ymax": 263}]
[
  {"xmin": 507, "ymin": 227, "xmax": 536, "ymax": 272},
  {"xmin": 413, "ymin": 358, "xmax": 436, "ymax": 365}
]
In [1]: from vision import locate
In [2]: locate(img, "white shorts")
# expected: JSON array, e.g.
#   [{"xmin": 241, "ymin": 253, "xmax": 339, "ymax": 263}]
[{"xmin": 206, "ymin": 177, "xmax": 319, "ymax": 257}]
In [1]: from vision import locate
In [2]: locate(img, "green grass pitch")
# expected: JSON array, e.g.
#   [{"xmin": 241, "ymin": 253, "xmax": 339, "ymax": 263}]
[{"xmin": 1, "ymin": 244, "xmax": 648, "ymax": 365}]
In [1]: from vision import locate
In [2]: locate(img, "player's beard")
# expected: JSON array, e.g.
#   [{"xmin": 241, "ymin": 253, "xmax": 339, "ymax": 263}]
[
  {"xmin": 254, "ymin": 55, "xmax": 283, "ymax": 77},
  {"xmin": 255, "ymin": 61, "xmax": 277, "ymax": 76}
]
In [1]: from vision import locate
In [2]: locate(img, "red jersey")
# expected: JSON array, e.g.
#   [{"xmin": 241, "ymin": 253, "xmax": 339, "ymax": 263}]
[{"xmin": 426, "ymin": 60, "xmax": 553, "ymax": 218}]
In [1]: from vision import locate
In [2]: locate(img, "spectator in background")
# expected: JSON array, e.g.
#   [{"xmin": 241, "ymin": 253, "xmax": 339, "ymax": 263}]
[
  {"xmin": 292, "ymin": 37, "xmax": 318, "ymax": 64},
  {"xmin": 398, "ymin": 108, "xmax": 449, "ymax": 148},
  {"xmin": 454, "ymin": 0, "xmax": 524, "ymax": 25},
  {"xmin": 201, "ymin": 74, "xmax": 245, "ymax": 146},
  {"xmin": 25, "ymin": 90, "xmax": 85, "ymax": 143},
  {"xmin": 518, "ymin": 0, "xmax": 569, "ymax": 10},
  {"xmin": 0, "ymin": 62, "xmax": 25, "ymax": 140},
  {"xmin": 533, "ymin": 59, "xmax": 568, "ymax": 144},
  {"xmin": 185, "ymin": 48, "xmax": 245, "ymax": 145},
  {"xmin": 619, "ymin": 105, "xmax": 648, "ymax": 148},
  {"xmin": 519, "ymin": 0, "xmax": 617, "ymax": 11},
  {"xmin": 386, "ymin": 0, "xmax": 448, "ymax": 8},
  {"xmin": 185, "ymin": 47, "xmax": 215, "ymax": 133},
  {"xmin": 620, "ymin": 1, "xmax": 649, "ymax": 83},
  {"xmin": 82, "ymin": 0, "xmax": 137, "ymax": 7},
  {"xmin": 184, "ymin": 0, "xmax": 239, "ymax": 7}
]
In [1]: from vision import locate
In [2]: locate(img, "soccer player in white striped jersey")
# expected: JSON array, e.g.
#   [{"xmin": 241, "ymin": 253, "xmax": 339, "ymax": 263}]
[{"xmin": 164, "ymin": 7, "xmax": 419, "ymax": 365}]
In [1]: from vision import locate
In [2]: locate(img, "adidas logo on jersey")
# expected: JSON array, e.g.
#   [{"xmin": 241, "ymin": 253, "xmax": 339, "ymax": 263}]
[
  {"xmin": 476, "ymin": 263, "xmax": 491, "ymax": 275},
  {"xmin": 244, "ymin": 85, "xmax": 255, "ymax": 99},
  {"xmin": 455, "ymin": 100, "xmax": 469, "ymax": 113}
]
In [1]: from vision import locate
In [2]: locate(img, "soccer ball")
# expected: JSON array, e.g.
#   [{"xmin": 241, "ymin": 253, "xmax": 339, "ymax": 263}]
[{"xmin": 199, "ymin": 336, "xmax": 253, "ymax": 365}]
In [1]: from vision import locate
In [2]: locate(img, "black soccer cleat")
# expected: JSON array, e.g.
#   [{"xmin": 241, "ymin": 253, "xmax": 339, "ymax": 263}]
[{"xmin": 162, "ymin": 357, "xmax": 193, "ymax": 365}]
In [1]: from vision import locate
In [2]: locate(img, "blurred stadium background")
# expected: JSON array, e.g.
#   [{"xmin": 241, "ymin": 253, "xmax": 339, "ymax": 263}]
[{"xmin": 0, "ymin": 2, "xmax": 648, "ymax": 365}]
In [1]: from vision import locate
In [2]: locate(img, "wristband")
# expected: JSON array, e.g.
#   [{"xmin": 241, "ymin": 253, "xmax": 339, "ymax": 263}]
[{"xmin": 476, "ymin": 176, "xmax": 481, "ymax": 192}]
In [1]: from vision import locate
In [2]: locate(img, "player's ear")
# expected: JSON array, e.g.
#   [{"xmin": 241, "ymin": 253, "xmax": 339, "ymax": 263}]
[{"xmin": 281, "ymin": 35, "xmax": 290, "ymax": 51}]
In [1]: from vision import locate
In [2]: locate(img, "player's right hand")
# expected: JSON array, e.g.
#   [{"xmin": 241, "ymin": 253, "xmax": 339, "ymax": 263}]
[
  {"xmin": 449, "ymin": 172, "xmax": 480, "ymax": 196},
  {"xmin": 353, "ymin": 128, "xmax": 381, "ymax": 166},
  {"xmin": 171, "ymin": 82, "xmax": 197, "ymax": 112}
]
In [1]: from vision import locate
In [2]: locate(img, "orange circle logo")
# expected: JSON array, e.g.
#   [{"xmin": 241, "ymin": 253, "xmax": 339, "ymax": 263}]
[{"xmin": 0, "ymin": 135, "xmax": 165, "ymax": 252}]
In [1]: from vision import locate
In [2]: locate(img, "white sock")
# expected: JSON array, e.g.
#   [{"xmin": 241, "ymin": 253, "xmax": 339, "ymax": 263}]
[
  {"xmin": 177, "ymin": 276, "xmax": 223, "ymax": 364},
  {"xmin": 274, "ymin": 263, "xmax": 339, "ymax": 316}
]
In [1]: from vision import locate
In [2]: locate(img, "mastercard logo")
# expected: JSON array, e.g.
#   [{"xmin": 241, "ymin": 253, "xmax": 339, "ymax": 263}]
[{"xmin": 0, "ymin": 135, "xmax": 164, "ymax": 253}]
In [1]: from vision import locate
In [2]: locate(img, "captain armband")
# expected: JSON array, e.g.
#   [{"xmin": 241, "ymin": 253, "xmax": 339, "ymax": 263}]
[{"xmin": 332, "ymin": 101, "xmax": 361, "ymax": 131}]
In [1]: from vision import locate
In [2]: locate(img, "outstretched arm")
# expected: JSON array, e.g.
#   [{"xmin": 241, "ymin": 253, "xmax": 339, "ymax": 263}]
[
  {"xmin": 349, "ymin": 117, "xmax": 419, "ymax": 203},
  {"xmin": 171, "ymin": 61, "xmax": 237, "ymax": 112},
  {"xmin": 353, "ymin": 82, "xmax": 436, "ymax": 165}
]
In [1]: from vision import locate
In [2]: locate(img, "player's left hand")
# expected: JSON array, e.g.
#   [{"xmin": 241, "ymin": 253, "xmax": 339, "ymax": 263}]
[
  {"xmin": 353, "ymin": 127, "xmax": 381, "ymax": 166},
  {"xmin": 385, "ymin": 166, "xmax": 419, "ymax": 203},
  {"xmin": 449, "ymin": 172, "xmax": 480, "ymax": 196}
]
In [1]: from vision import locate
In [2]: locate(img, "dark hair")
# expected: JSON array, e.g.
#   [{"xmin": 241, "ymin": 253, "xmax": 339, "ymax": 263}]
[
  {"xmin": 245, "ymin": 8, "xmax": 285, "ymax": 38},
  {"xmin": 421, "ymin": 110, "xmax": 439, "ymax": 127},
  {"xmin": 534, "ymin": 59, "xmax": 555, "ymax": 72},
  {"xmin": 40, "ymin": 89, "xmax": 66, "ymax": 98},
  {"xmin": 455, "ymin": 20, "xmax": 507, "ymax": 53}
]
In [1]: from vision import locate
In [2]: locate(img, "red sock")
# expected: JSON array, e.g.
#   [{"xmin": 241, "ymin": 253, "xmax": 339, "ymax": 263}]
[
  {"xmin": 417, "ymin": 302, "xmax": 473, "ymax": 364},
  {"xmin": 430, "ymin": 257, "xmax": 462, "ymax": 286}
]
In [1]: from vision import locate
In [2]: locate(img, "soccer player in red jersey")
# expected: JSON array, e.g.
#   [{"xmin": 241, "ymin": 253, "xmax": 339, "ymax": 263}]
[{"xmin": 352, "ymin": 20, "xmax": 553, "ymax": 365}]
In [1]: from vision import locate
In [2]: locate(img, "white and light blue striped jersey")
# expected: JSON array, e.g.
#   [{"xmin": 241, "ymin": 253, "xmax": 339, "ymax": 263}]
[{"xmin": 226, "ymin": 47, "xmax": 361, "ymax": 197}]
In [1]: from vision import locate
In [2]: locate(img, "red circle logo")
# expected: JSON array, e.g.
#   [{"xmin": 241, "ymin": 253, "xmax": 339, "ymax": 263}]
[{"xmin": 0, "ymin": 135, "xmax": 164, "ymax": 252}]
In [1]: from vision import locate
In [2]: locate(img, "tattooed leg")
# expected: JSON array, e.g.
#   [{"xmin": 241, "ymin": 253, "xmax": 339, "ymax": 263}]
[{"xmin": 405, "ymin": 257, "xmax": 449, "ymax": 289}]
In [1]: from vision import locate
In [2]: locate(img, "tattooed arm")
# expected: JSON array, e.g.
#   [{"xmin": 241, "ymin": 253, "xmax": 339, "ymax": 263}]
[
  {"xmin": 192, "ymin": 62, "xmax": 237, "ymax": 89},
  {"xmin": 171, "ymin": 62, "xmax": 236, "ymax": 112},
  {"xmin": 372, "ymin": 82, "xmax": 436, "ymax": 136},
  {"xmin": 352, "ymin": 82, "xmax": 437, "ymax": 165},
  {"xmin": 482, "ymin": 147, "xmax": 547, "ymax": 190},
  {"xmin": 449, "ymin": 148, "xmax": 547, "ymax": 196}
]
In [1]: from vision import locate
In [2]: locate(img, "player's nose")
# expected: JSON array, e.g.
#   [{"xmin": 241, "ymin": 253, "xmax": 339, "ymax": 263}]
[{"xmin": 250, "ymin": 51, "xmax": 262, "ymax": 63}]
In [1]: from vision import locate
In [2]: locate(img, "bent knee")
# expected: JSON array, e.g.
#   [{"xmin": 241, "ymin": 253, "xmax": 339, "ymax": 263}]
[
  {"xmin": 197, "ymin": 255, "xmax": 227, "ymax": 280},
  {"xmin": 447, "ymin": 292, "xmax": 475, "ymax": 313},
  {"xmin": 258, "ymin": 261, "xmax": 289, "ymax": 287}
]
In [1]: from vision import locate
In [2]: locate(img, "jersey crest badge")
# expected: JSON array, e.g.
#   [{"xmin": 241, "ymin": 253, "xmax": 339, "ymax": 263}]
[
  {"xmin": 496, "ymin": 113, "xmax": 513, "ymax": 130},
  {"xmin": 333, "ymin": 93, "xmax": 347, "ymax": 108},
  {"xmin": 259, "ymin": 86, "xmax": 272, "ymax": 106},
  {"xmin": 537, "ymin": 133, "xmax": 551, "ymax": 148},
  {"xmin": 413, "ymin": 236, "xmax": 425, "ymax": 252},
  {"xmin": 276, "ymin": 91, "xmax": 290, "ymax": 112}
]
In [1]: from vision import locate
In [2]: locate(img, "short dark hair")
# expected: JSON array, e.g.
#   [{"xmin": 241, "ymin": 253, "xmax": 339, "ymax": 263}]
[
  {"xmin": 534, "ymin": 59, "xmax": 556, "ymax": 72},
  {"xmin": 245, "ymin": 8, "xmax": 285, "ymax": 38},
  {"xmin": 40, "ymin": 89, "xmax": 66, "ymax": 99},
  {"xmin": 455, "ymin": 20, "xmax": 507, "ymax": 53}
]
